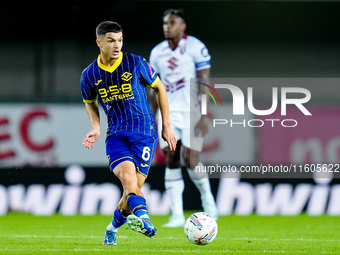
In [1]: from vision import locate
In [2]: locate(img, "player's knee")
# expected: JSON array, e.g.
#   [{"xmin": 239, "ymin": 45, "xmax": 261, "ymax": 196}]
[
  {"xmin": 122, "ymin": 173, "xmax": 135, "ymax": 186},
  {"xmin": 113, "ymin": 162, "xmax": 137, "ymax": 185},
  {"xmin": 118, "ymin": 170, "xmax": 137, "ymax": 189}
]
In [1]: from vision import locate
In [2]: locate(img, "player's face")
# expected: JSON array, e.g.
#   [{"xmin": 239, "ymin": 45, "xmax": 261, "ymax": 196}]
[
  {"xmin": 97, "ymin": 32, "xmax": 123, "ymax": 60},
  {"xmin": 163, "ymin": 14, "xmax": 186, "ymax": 40}
]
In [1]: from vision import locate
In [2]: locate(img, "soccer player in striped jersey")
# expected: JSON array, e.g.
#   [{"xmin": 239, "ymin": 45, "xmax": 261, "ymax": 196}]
[
  {"xmin": 80, "ymin": 21, "xmax": 176, "ymax": 245},
  {"xmin": 150, "ymin": 9, "xmax": 218, "ymax": 227}
]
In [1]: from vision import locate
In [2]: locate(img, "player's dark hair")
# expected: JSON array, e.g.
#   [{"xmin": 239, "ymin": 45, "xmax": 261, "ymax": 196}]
[
  {"xmin": 96, "ymin": 21, "xmax": 122, "ymax": 38},
  {"xmin": 163, "ymin": 8, "xmax": 187, "ymax": 24}
]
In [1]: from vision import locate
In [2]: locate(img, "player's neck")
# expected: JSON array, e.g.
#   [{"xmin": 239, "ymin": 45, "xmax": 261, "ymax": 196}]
[
  {"xmin": 168, "ymin": 33, "xmax": 185, "ymax": 50},
  {"xmin": 100, "ymin": 54, "xmax": 118, "ymax": 67}
]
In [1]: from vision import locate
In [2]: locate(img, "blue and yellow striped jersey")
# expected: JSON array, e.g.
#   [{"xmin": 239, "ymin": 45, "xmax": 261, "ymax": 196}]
[{"xmin": 80, "ymin": 52, "xmax": 159, "ymax": 137}]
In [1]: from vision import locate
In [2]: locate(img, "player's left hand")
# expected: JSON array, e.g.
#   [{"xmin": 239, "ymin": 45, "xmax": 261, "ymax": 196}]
[
  {"xmin": 162, "ymin": 125, "xmax": 177, "ymax": 151},
  {"xmin": 194, "ymin": 116, "xmax": 209, "ymax": 137},
  {"xmin": 82, "ymin": 129, "xmax": 100, "ymax": 149}
]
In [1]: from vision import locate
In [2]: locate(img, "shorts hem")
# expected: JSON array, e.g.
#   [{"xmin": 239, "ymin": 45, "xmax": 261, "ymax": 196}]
[
  {"xmin": 109, "ymin": 156, "xmax": 134, "ymax": 171},
  {"xmin": 136, "ymin": 168, "xmax": 148, "ymax": 178}
]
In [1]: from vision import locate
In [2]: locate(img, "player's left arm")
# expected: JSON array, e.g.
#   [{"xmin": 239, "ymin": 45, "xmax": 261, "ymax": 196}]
[
  {"xmin": 152, "ymin": 79, "xmax": 177, "ymax": 151},
  {"xmin": 195, "ymin": 67, "xmax": 210, "ymax": 137},
  {"xmin": 148, "ymin": 50, "xmax": 159, "ymax": 116},
  {"xmin": 140, "ymin": 57, "xmax": 176, "ymax": 150}
]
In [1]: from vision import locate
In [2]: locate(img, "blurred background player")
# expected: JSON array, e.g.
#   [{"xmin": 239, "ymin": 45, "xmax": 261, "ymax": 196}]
[
  {"xmin": 149, "ymin": 9, "xmax": 218, "ymax": 227},
  {"xmin": 81, "ymin": 21, "xmax": 176, "ymax": 244}
]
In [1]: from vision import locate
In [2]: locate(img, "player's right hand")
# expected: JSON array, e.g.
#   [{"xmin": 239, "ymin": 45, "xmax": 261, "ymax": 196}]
[{"xmin": 82, "ymin": 129, "xmax": 100, "ymax": 149}]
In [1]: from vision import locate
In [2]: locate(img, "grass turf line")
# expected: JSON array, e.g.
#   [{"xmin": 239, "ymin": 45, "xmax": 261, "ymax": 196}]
[{"xmin": 0, "ymin": 213, "xmax": 340, "ymax": 254}]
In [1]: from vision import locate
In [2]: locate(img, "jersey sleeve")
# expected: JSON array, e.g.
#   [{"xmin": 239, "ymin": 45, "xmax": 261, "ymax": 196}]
[
  {"xmin": 149, "ymin": 48, "xmax": 159, "ymax": 74},
  {"xmin": 139, "ymin": 57, "xmax": 160, "ymax": 87},
  {"xmin": 80, "ymin": 70, "xmax": 97, "ymax": 103},
  {"xmin": 192, "ymin": 39, "xmax": 211, "ymax": 71}
]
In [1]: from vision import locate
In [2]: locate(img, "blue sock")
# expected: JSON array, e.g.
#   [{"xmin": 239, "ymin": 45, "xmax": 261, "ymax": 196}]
[
  {"xmin": 111, "ymin": 208, "xmax": 128, "ymax": 229},
  {"xmin": 127, "ymin": 194, "xmax": 149, "ymax": 218}
]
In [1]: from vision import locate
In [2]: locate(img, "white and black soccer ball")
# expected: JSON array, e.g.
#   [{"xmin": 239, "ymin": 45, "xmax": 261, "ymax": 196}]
[{"xmin": 184, "ymin": 212, "xmax": 218, "ymax": 245}]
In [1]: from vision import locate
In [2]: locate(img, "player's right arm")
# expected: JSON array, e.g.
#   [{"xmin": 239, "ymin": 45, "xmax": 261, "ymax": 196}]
[
  {"xmin": 83, "ymin": 100, "xmax": 101, "ymax": 149},
  {"xmin": 80, "ymin": 68, "xmax": 101, "ymax": 149}
]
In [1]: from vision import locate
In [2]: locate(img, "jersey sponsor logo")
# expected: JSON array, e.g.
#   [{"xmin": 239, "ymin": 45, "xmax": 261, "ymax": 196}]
[
  {"xmin": 141, "ymin": 163, "xmax": 149, "ymax": 167},
  {"xmin": 102, "ymin": 93, "xmax": 135, "ymax": 103},
  {"xmin": 164, "ymin": 77, "xmax": 185, "ymax": 93},
  {"xmin": 168, "ymin": 57, "xmax": 178, "ymax": 70},
  {"xmin": 98, "ymin": 83, "xmax": 134, "ymax": 103},
  {"xmin": 95, "ymin": 80, "xmax": 103, "ymax": 85},
  {"xmin": 121, "ymin": 72, "xmax": 132, "ymax": 81}
]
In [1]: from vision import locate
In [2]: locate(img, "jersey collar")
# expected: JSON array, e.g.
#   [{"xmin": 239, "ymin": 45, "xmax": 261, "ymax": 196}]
[
  {"xmin": 167, "ymin": 34, "xmax": 188, "ymax": 51},
  {"xmin": 97, "ymin": 52, "xmax": 123, "ymax": 73}
]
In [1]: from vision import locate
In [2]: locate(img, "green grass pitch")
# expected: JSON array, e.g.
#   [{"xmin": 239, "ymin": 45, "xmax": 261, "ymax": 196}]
[{"xmin": 1, "ymin": 213, "xmax": 339, "ymax": 254}]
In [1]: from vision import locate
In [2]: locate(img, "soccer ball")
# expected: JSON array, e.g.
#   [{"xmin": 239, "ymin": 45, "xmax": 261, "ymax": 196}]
[{"xmin": 184, "ymin": 212, "xmax": 218, "ymax": 245}]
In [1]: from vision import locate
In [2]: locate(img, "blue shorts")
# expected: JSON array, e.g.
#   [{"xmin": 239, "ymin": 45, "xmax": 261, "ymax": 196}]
[{"xmin": 106, "ymin": 131, "xmax": 158, "ymax": 177}]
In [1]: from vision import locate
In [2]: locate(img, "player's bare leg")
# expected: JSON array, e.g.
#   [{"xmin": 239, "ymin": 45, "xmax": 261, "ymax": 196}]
[
  {"xmin": 163, "ymin": 142, "xmax": 186, "ymax": 227},
  {"xmin": 113, "ymin": 161, "xmax": 156, "ymax": 238},
  {"xmin": 182, "ymin": 146, "xmax": 218, "ymax": 220},
  {"xmin": 104, "ymin": 161, "xmax": 156, "ymax": 244},
  {"xmin": 104, "ymin": 161, "xmax": 136, "ymax": 245}
]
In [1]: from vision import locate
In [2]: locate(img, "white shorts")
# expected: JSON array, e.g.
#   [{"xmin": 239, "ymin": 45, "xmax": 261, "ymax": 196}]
[{"xmin": 157, "ymin": 111, "xmax": 204, "ymax": 152}]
